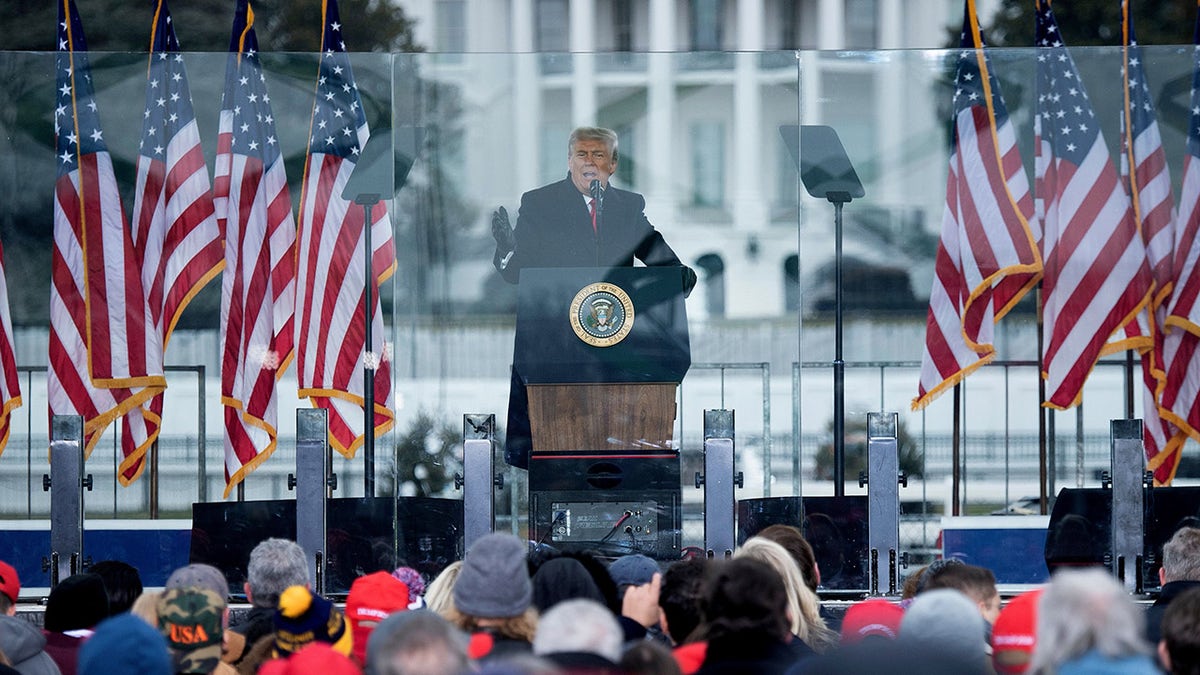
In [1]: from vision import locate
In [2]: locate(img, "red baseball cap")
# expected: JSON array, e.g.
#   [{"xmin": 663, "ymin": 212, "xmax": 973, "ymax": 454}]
[
  {"xmin": 992, "ymin": 589, "xmax": 1043, "ymax": 675},
  {"xmin": 840, "ymin": 598, "xmax": 904, "ymax": 644},
  {"xmin": 0, "ymin": 560, "xmax": 19, "ymax": 604}
]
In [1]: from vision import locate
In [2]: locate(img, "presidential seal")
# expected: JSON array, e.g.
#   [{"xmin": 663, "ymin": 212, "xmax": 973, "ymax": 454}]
[{"xmin": 569, "ymin": 282, "xmax": 635, "ymax": 347}]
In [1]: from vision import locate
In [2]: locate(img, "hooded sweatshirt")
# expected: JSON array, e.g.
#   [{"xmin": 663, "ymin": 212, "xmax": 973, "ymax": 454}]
[{"xmin": 0, "ymin": 614, "xmax": 63, "ymax": 675}]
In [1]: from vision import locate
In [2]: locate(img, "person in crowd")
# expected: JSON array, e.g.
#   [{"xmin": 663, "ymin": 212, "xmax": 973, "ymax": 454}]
[
  {"xmin": 620, "ymin": 640, "xmax": 682, "ymax": 675},
  {"xmin": 156, "ymin": 586, "xmax": 236, "ymax": 675},
  {"xmin": 531, "ymin": 557, "xmax": 605, "ymax": 613},
  {"xmin": 345, "ymin": 571, "xmax": 412, "ymax": 667},
  {"xmin": 424, "ymin": 561, "xmax": 462, "ymax": 617},
  {"xmin": 490, "ymin": 125, "xmax": 696, "ymax": 469},
  {"xmin": 88, "ymin": 559, "xmax": 143, "ymax": 617},
  {"xmin": 391, "ymin": 567, "xmax": 426, "ymax": 610},
  {"xmin": 897, "ymin": 588, "xmax": 991, "ymax": 674},
  {"xmin": 1158, "ymin": 585, "xmax": 1200, "ymax": 675},
  {"xmin": 531, "ymin": 599, "xmax": 623, "ymax": 673},
  {"xmin": 991, "ymin": 589, "xmax": 1041, "ymax": 675},
  {"xmin": 837, "ymin": 598, "xmax": 903, "ymax": 645},
  {"xmin": 77, "ymin": 613, "xmax": 170, "ymax": 675},
  {"xmin": 657, "ymin": 557, "xmax": 708, "ymax": 675},
  {"xmin": 734, "ymin": 537, "xmax": 837, "ymax": 654},
  {"xmin": 0, "ymin": 560, "xmax": 62, "ymax": 675},
  {"xmin": 365, "ymin": 609, "xmax": 470, "ymax": 675},
  {"xmin": 258, "ymin": 643, "xmax": 361, "ymax": 675},
  {"xmin": 607, "ymin": 554, "xmax": 668, "ymax": 646},
  {"xmin": 695, "ymin": 557, "xmax": 800, "ymax": 674},
  {"xmin": 132, "ymin": 590, "xmax": 165, "ymax": 627},
  {"xmin": 41, "ymin": 572, "xmax": 108, "ymax": 675},
  {"xmin": 224, "ymin": 538, "xmax": 310, "ymax": 670},
  {"xmin": 920, "ymin": 562, "xmax": 1001, "ymax": 627},
  {"xmin": 755, "ymin": 524, "xmax": 840, "ymax": 632},
  {"xmin": 272, "ymin": 586, "xmax": 353, "ymax": 660},
  {"xmin": 1148, "ymin": 526, "xmax": 1200, "ymax": 644},
  {"xmin": 445, "ymin": 533, "xmax": 537, "ymax": 662},
  {"xmin": 1028, "ymin": 568, "xmax": 1157, "ymax": 675}
]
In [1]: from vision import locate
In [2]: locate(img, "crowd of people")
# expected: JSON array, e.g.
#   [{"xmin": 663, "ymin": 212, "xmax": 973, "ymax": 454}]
[{"xmin": 0, "ymin": 524, "xmax": 1198, "ymax": 674}]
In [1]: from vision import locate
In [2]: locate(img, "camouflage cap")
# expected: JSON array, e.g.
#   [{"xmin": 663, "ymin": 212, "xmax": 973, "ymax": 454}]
[{"xmin": 157, "ymin": 587, "xmax": 225, "ymax": 674}]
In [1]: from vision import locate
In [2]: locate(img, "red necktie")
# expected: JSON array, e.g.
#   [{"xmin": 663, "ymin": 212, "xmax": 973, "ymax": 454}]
[{"xmin": 589, "ymin": 198, "xmax": 597, "ymax": 233}]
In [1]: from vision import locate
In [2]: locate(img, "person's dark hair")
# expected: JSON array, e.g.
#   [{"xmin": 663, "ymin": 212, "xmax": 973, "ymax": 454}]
[
  {"xmin": 700, "ymin": 557, "xmax": 790, "ymax": 642},
  {"xmin": 659, "ymin": 557, "xmax": 707, "ymax": 645},
  {"xmin": 1162, "ymin": 586, "xmax": 1200, "ymax": 675},
  {"xmin": 0, "ymin": 593, "xmax": 11, "ymax": 615},
  {"xmin": 619, "ymin": 640, "xmax": 682, "ymax": 675},
  {"xmin": 921, "ymin": 562, "xmax": 997, "ymax": 605},
  {"xmin": 88, "ymin": 560, "xmax": 143, "ymax": 616},
  {"xmin": 914, "ymin": 557, "xmax": 965, "ymax": 595},
  {"xmin": 756, "ymin": 524, "xmax": 820, "ymax": 592}
]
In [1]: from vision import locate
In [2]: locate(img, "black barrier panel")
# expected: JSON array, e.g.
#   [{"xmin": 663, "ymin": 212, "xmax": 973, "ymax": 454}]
[
  {"xmin": 1047, "ymin": 486, "xmax": 1200, "ymax": 591},
  {"xmin": 190, "ymin": 497, "xmax": 463, "ymax": 596},
  {"xmin": 738, "ymin": 496, "xmax": 869, "ymax": 592}
]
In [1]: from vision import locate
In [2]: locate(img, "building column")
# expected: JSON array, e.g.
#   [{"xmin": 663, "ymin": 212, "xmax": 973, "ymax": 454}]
[
  {"xmin": 733, "ymin": 0, "xmax": 766, "ymax": 231},
  {"xmin": 513, "ymin": 0, "xmax": 540, "ymax": 192},
  {"xmin": 645, "ymin": 0, "xmax": 675, "ymax": 221},
  {"xmin": 570, "ymin": 0, "xmax": 597, "ymax": 126},
  {"xmin": 818, "ymin": 0, "xmax": 845, "ymax": 50}
]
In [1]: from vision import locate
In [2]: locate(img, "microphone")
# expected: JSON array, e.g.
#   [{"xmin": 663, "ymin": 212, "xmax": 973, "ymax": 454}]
[{"xmin": 589, "ymin": 179, "xmax": 604, "ymax": 214}]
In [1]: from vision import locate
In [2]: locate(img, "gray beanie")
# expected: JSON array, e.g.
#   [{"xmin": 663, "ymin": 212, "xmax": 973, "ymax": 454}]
[{"xmin": 453, "ymin": 533, "xmax": 531, "ymax": 618}]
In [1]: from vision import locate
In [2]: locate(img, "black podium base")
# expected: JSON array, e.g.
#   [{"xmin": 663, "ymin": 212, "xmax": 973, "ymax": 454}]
[{"xmin": 529, "ymin": 452, "xmax": 681, "ymax": 560}]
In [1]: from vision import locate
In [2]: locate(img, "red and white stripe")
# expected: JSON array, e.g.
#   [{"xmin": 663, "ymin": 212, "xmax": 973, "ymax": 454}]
[
  {"xmin": 50, "ymin": 152, "xmax": 165, "ymax": 456},
  {"xmin": 296, "ymin": 153, "xmax": 396, "ymax": 457},
  {"xmin": 0, "ymin": 239, "xmax": 22, "ymax": 457},
  {"xmin": 215, "ymin": 112, "xmax": 297, "ymax": 498},
  {"xmin": 1035, "ymin": 127, "xmax": 1151, "ymax": 410}
]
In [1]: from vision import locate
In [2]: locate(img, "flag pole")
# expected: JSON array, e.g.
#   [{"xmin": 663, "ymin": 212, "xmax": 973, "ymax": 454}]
[{"xmin": 1038, "ymin": 285, "xmax": 1048, "ymax": 515}]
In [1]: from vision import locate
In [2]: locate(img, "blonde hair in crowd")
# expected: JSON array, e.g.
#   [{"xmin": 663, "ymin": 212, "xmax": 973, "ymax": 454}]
[
  {"xmin": 734, "ymin": 537, "xmax": 836, "ymax": 652},
  {"xmin": 424, "ymin": 560, "xmax": 463, "ymax": 617}
]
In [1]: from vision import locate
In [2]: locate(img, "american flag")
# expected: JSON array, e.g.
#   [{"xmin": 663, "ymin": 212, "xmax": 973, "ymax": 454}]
[
  {"xmin": 296, "ymin": 0, "xmax": 396, "ymax": 457},
  {"xmin": 49, "ymin": 0, "xmax": 165, "ymax": 461},
  {"xmin": 1160, "ymin": 9, "xmax": 1200, "ymax": 483},
  {"xmin": 1034, "ymin": 0, "xmax": 1152, "ymax": 410},
  {"xmin": 913, "ymin": 0, "xmax": 1042, "ymax": 410},
  {"xmin": 1119, "ymin": 3, "xmax": 1182, "ymax": 485},
  {"xmin": 0, "ymin": 237, "xmax": 22, "ymax": 457},
  {"xmin": 122, "ymin": 0, "xmax": 224, "ymax": 483},
  {"xmin": 215, "ymin": 0, "xmax": 297, "ymax": 497}
]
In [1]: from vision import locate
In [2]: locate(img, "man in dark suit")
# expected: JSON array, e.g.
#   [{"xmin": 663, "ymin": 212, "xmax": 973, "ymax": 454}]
[{"xmin": 492, "ymin": 126, "xmax": 695, "ymax": 468}]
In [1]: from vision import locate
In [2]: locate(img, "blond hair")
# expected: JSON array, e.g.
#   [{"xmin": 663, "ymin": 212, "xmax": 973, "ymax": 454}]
[{"xmin": 734, "ymin": 537, "xmax": 836, "ymax": 652}]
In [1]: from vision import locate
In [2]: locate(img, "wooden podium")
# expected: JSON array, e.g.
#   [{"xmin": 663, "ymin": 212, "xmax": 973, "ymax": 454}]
[{"xmin": 513, "ymin": 267, "xmax": 690, "ymax": 557}]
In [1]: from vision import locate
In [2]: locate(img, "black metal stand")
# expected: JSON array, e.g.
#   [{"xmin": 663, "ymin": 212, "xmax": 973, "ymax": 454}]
[{"xmin": 355, "ymin": 197, "xmax": 380, "ymax": 497}]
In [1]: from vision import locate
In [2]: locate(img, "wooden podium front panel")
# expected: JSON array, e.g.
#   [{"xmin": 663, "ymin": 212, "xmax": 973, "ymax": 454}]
[{"xmin": 527, "ymin": 383, "xmax": 677, "ymax": 452}]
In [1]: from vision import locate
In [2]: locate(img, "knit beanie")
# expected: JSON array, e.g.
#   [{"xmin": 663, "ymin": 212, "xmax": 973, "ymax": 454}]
[
  {"xmin": 453, "ymin": 533, "xmax": 532, "ymax": 619},
  {"xmin": 157, "ymin": 587, "xmax": 225, "ymax": 674},
  {"xmin": 273, "ymin": 585, "xmax": 353, "ymax": 658},
  {"xmin": 345, "ymin": 571, "xmax": 411, "ymax": 665},
  {"xmin": 44, "ymin": 572, "xmax": 109, "ymax": 632},
  {"xmin": 78, "ymin": 613, "xmax": 172, "ymax": 675},
  {"xmin": 392, "ymin": 566, "xmax": 426, "ymax": 604}
]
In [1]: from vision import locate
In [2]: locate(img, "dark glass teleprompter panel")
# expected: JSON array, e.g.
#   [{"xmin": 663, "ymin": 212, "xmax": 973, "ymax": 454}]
[
  {"xmin": 738, "ymin": 496, "xmax": 869, "ymax": 593},
  {"xmin": 190, "ymin": 497, "xmax": 462, "ymax": 596},
  {"xmin": 1046, "ymin": 486, "xmax": 1200, "ymax": 591}
]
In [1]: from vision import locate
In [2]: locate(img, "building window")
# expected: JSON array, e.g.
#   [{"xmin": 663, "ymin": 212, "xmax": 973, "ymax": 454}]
[
  {"xmin": 690, "ymin": 121, "xmax": 725, "ymax": 208},
  {"xmin": 537, "ymin": 0, "xmax": 569, "ymax": 51},
  {"xmin": 613, "ymin": 0, "xmax": 634, "ymax": 51},
  {"xmin": 690, "ymin": 0, "xmax": 724, "ymax": 51},
  {"xmin": 614, "ymin": 123, "xmax": 635, "ymax": 187},
  {"xmin": 779, "ymin": 0, "xmax": 799, "ymax": 49},
  {"xmin": 540, "ymin": 123, "xmax": 570, "ymax": 185},
  {"xmin": 696, "ymin": 254, "xmax": 726, "ymax": 317},
  {"xmin": 435, "ymin": 0, "xmax": 466, "ymax": 54},
  {"xmin": 844, "ymin": 0, "xmax": 878, "ymax": 49}
]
